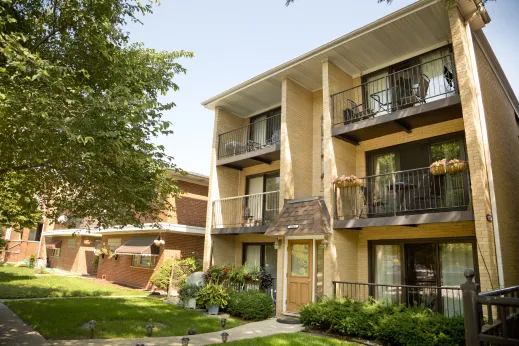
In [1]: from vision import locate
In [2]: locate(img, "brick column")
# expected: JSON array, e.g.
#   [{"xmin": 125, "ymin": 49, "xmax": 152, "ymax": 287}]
[{"xmin": 448, "ymin": 5, "xmax": 499, "ymax": 292}]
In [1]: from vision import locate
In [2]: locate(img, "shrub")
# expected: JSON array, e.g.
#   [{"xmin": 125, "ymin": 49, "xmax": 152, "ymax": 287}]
[
  {"xmin": 178, "ymin": 283, "xmax": 200, "ymax": 304},
  {"xmin": 195, "ymin": 282, "xmax": 229, "ymax": 309},
  {"xmin": 299, "ymin": 298, "xmax": 465, "ymax": 345},
  {"xmin": 150, "ymin": 259, "xmax": 192, "ymax": 290},
  {"xmin": 227, "ymin": 290, "xmax": 273, "ymax": 321},
  {"xmin": 28, "ymin": 255, "xmax": 36, "ymax": 268}
]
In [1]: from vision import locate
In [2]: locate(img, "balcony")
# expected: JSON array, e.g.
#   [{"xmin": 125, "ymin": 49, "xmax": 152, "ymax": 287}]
[
  {"xmin": 212, "ymin": 191, "xmax": 280, "ymax": 234},
  {"xmin": 331, "ymin": 54, "xmax": 461, "ymax": 144},
  {"xmin": 334, "ymin": 166, "xmax": 474, "ymax": 229},
  {"xmin": 217, "ymin": 113, "xmax": 281, "ymax": 169}
]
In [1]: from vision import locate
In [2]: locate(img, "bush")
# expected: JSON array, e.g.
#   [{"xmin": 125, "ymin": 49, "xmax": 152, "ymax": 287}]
[
  {"xmin": 150, "ymin": 259, "xmax": 190, "ymax": 290},
  {"xmin": 227, "ymin": 290, "xmax": 273, "ymax": 321},
  {"xmin": 195, "ymin": 282, "xmax": 229, "ymax": 309},
  {"xmin": 178, "ymin": 283, "xmax": 200, "ymax": 304},
  {"xmin": 299, "ymin": 298, "xmax": 465, "ymax": 345}
]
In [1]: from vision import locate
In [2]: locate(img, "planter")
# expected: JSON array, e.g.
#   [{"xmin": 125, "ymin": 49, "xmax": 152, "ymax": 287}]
[
  {"xmin": 430, "ymin": 165, "xmax": 446, "ymax": 176},
  {"xmin": 335, "ymin": 179, "xmax": 362, "ymax": 188},
  {"xmin": 207, "ymin": 304, "xmax": 220, "ymax": 315},
  {"xmin": 446, "ymin": 161, "xmax": 468, "ymax": 174},
  {"xmin": 186, "ymin": 298, "xmax": 196, "ymax": 310}
]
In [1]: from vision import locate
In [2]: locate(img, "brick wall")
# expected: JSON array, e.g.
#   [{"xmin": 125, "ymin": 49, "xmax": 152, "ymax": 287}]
[
  {"xmin": 46, "ymin": 236, "xmax": 98, "ymax": 275},
  {"xmin": 473, "ymin": 33, "xmax": 519, "ymax": 286},
  {"xmin": 3, "ymin": 227, "xmax": 42, "ymax": 263},
  {"xmin": 448, "ymin": 6, "xmax": 499, "ymax": 292},
  {"xmin": 97, "ymin": 232, "xmax": 204, "ymax": 288},
  {"xmin": 174, "ymin": 181, "xmax": 208, "ymax": 228}
]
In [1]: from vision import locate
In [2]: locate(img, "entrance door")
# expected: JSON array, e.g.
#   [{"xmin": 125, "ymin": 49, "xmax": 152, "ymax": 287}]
[{"xmin": 287, "ymin": 240, "xmax": 312, "ymax": 312}]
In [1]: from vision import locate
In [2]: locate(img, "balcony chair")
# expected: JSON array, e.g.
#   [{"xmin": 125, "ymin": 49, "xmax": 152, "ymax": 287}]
[
  {"xmin": 343, "ymin": 99, "xmax": 374, "ymax": 124},
  {"xmin": 410, "ymin": 74, "xmax": 430, "ymax": 104}
]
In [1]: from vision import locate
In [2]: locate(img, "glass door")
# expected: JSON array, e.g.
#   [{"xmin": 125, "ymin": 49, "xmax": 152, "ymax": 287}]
[
  {"xmin": 245, "ymin": 176, "xmax": 264, "ymax": 226},
  {"xmin": 264, "ymin": 172, "xmax": 280, "ymax": 225},
  {"xmin": 405, "ymin": 243, "xmax": 438, "ymax": 311},
  {"xmin": 371, "ymin": 152, "xmax": 398, "ymax": 215},
  {"xmin": 250, "ymin": 114, "xmax": 267, "ymax": 148}
]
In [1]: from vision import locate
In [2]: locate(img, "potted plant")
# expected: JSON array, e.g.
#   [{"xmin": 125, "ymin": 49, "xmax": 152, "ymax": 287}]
[
  {"xmin": 430, "ymin": 159, "xmax": 447, "ymax": 176},
  {"xmin": 178, "ymin": 284, "xmax": 200, "ymax": 309},
  {"xmin": 195, "ymin": 282, "xmax": 229, "ymax": 315},
  {"xmin": 333, "ymin": 175, "xmax": 362, "ymax": 188},
  {"xmin": 446, "ymin": 159, "xmax": 468, "ymax": 174}
]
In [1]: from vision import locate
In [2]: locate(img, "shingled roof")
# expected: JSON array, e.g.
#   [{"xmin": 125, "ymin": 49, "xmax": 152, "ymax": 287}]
[{"xmin": 265, "ymin": 197, "xmax": 332, "ymax": 236}]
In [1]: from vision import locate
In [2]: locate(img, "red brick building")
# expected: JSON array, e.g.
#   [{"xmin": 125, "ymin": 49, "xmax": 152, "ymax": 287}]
[{"xmin": 2, "ymin": 171, "xmax": 208, "ymax": 289}]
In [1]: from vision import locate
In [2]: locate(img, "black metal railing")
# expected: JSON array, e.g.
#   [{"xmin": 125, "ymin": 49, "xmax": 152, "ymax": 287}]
[
  {"xmin": 462, "ymin": 269, "xmax": 519, "ymax": 345},
  {"xmin": 218, "ymin": 114, "xmax": 281, "ymax": 159},
  {"xmin": 333, "ymin": 281, "xmax": 464, "ymax": 317},
  {"xmin": 335, "ymin": 166, "xmax": 471, "ymax": 220},
  {"xmin": 212, "ymin": 191, "xmax": 280, "ymax": 229},
  {"xmin": 331, "ymin": 54, "xmax": 457, "ymax": 127}
]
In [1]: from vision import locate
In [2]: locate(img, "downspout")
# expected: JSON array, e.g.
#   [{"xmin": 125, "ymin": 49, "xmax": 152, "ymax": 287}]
[{"xmin": 464, "ymin": 22, "xmax": 505, "ymax": 288}]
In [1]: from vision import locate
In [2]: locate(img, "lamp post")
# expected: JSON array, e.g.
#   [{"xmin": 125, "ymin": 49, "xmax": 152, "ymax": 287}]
[
  {"xmin": 181, "ymin": 337, "xmax": 190, "ymax": 346},
  {"xmin": 88, "ymin": 320, "xmax": 96, "ymax": 339},
  {"xmin": 221, "ymin": 332, "xmax": 229, "ymax": 343},
  {"xmin": 146, "ymin": 319, "xmax": 154, "ymax": 337}
]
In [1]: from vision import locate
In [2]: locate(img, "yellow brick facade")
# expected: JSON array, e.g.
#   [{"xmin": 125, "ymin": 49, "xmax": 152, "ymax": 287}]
[{"xmin": 204, "ymin": 2, "xmax": 517, "ymax": 314}]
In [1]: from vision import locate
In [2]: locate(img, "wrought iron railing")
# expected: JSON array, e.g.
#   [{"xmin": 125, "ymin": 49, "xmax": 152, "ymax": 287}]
[
  {"xmin": 218, "ymin": 114, "xmax": 281, "ymax": 159},
  {"xmin": 462, "ymin": 269, "xmax": 519, "ymax": 345},
  {"xmin": 212, "ymin": 191, "xmax": 280, "ymax": 229},
  {"xmin": 331, "ymin": 54, "xmax": 457, "ymax": 127},
  {"xmin": 335, "ymin": 166, "xmax": 471, "ymax": 220},
  {"xmin": 333, "ymin": 281, "xmax": 464, "ymax": 317}
]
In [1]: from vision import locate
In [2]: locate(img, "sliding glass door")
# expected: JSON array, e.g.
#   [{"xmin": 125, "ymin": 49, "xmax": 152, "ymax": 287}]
[{"xmin": 245, "ymin": 171, "xmax": 280, "ymax": 227}]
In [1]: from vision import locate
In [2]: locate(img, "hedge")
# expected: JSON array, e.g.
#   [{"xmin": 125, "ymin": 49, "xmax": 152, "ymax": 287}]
[
  {"xmin": 299, "ymin": 298, "xmax": 465, "ymax": 346},
  {"xmin": 226, "ymin": 290, "xmax": 273, "ymax": 321}
]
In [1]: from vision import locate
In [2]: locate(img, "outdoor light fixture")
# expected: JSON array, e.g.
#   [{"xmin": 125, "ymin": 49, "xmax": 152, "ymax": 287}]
[
  {"xmin": 319, "ymin": 236, "xmax": 329, "ymax": 249},
  {"xmin": 146, "ymin": 319, "xmax": 154, "ymax": 337},
  {"xmin": 88, "ymin": 320, "xmax": 97, "ymax": 339},
  {"xmin": 274, "ymin": 237, "xmax": 282, "ymax": 250},
  {"xmin": 221, "ymin": 332, "xmax": 229, "ymax": 343},
  {"xmin": 181, "ymin": 337, "xmax": 190, "ymax": 346},
  {"xmin": 220, "ymin": 318, "xmax": 227, "ymax": 329}
]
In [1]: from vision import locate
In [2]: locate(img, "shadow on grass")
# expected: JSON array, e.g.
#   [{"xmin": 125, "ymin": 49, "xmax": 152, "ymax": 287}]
[{"xmin": 0, "ymin": 273, "xmax": 37, "ymax": 282}]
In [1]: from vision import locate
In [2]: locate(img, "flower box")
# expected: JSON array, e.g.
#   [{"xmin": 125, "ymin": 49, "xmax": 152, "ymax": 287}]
[
  {"xmin": 429, "ymin": 159, "xmax": 447, "ymax": 176},
  {"xmin": 334, "ymin": 175, "xmax": 362, "ymax": 188},
  {"xmin": 446, "ymin": 159, "xmax": 468, "ymax": 174}
]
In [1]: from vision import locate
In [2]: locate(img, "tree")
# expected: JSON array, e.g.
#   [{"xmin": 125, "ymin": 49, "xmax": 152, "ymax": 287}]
[
  {"xmin": 0, "ymin": 0, "xmax": 193, "ymax": 229},
  {"xmin": 286, "ymin": 0, "xmax": 494, "ymax": 6}
]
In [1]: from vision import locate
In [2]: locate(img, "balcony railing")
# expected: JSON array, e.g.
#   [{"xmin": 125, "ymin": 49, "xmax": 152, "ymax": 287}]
[
  {"xmin": 331, "ymin": 54, "xmax": 457, "ymax": 127},
  {"xmin": 218, "ymin": 114, "xmax": 281, "ymax": 160},
  {"xmin": 335, "ymin": 166, "xmax": 471, "ymax": 220},
  {"xmin": 333, "ymin": 281, "xmax": 464, "ymax": 317},
  {"xmin": 212, "ymin": 191, "xmax": 280, "ymax": 229}
]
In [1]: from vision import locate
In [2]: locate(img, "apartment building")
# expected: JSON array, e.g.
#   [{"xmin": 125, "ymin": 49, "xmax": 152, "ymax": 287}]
[
  {"xmin": 3, "ymin": 172, "xmax": 208, "ymax": 289},
  {"xmin": 202, "ymin": 0, "xmax": 519, "ymax": 316}
]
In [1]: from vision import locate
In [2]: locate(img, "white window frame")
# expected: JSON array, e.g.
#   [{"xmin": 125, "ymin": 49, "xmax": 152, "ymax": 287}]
[
  {"xmin": 52, "ymin": 248, "xmax": 61, "ymax": 258},
  {"xmin": 131, "ymin": 255, "xmax": 157, "ymax": 269}
]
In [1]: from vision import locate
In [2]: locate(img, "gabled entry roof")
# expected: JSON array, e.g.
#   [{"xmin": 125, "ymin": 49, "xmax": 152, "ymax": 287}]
[
  {"xmin": 114, "ymin": 236, "xmax": 160, "ymax": 256},
  {"xmin": 45, "ymin": 239, "xmax": 62, "ymax": 249},
  {"xmin": 265, "ymin": 197, "xmax": 332, "ymax": 236}
]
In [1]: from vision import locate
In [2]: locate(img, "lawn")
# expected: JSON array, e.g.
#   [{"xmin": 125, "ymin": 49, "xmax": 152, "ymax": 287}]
[
  {"xmin": 208, "ymin": 333, "xmax": 359, "ymax": 345},
  {"xmin": 0, "ymin": 265, "xmax": 144, "ymax": 299},
  {"xmin": 5, "ymin": 297, "xmax": 243, "ymax": 339}
]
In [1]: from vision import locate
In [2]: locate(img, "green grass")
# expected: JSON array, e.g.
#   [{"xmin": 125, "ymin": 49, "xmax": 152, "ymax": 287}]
[
  {"xmin": 208, "ymin": 333, "xmax": 359, "ymax": 345},
  {"xmin": 5, "ymin": 298, "xmax": 244, "ymax": 339},
  {"xmin": 0, "ymin": 265, "xmax": 144, "ymax": 299}
]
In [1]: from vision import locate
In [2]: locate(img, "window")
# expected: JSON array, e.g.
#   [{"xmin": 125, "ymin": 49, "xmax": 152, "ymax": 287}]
[
  {"xmin": 107, "ymin": 238, "xmax": 121, "ymax": 250},
  {"xmin": 67, "ymin": 239, "xmax": 76, "ymax": 248},
  {"xmin": 52, "ymin": 248, "xmax": 61, "ymax": 258},
  {"xmin": 94, "ymin": 240, "xmax": 102, "ymax": 251},
  {"xmin": 242, "ymin": 243, "xmax": 277, "ymax": 279},
  {"xmin": 27, "ymin": 223, "xmax": 43, "ymax": 241},
  {"xmin": 245, "ymin": 171, "xmax": 280, "ymax": 227},
  {"xmin": 4, "ymin": 228, "xmax": 12, "ymax": 240},
  {"xmin": 131, "ymin": 255, "xmax": 157, "ymax": 269}
]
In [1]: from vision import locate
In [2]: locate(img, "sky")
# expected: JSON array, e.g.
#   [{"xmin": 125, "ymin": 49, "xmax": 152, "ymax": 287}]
[{"xmin": 126, "ymin": 0, "xmax": 519, "ymax": 176}]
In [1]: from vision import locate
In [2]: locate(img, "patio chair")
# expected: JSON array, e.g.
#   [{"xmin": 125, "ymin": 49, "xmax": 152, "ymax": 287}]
[{"xmin": 411, "ymin": 74, "xmax": 430, "ymax": 104}]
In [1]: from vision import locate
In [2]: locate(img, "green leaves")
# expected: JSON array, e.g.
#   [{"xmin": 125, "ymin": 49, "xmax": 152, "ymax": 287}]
[{"xmin": 0, "ymin": 0, "xmax": 193, "ymax": 228}]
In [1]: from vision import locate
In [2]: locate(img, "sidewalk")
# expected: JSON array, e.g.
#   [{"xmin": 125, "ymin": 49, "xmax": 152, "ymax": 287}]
[
  {"xmin": 0, "ymin": 302, "xmax": 303, "ymax": 346},
  {"xmin": 44, "ymin": 319, "xmax": 303, "ymax": 346},
  {"xmin": 0, "ymin": 302, "xmax": 46, "ymax": 346}
]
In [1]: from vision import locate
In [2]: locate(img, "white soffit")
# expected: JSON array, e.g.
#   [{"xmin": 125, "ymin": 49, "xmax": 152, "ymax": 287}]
[{"xmin": 202, "ymin": 0, "xmax": 453, "ymax": 118}]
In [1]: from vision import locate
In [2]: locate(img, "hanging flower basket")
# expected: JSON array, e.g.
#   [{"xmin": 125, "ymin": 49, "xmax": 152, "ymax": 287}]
[
  {"xmin": 446, "ymin": 159, "xmax": 468, "ymax": 174},
  {"xmin": 153, "ymin": 239, "xmax": 166, "ymax": 247},
  {"xmin": 333, "ymin": 175, "xmax": 362, "ymax": 188},
  {"xmin": 429, "ymin": 159, "xmax": 447, "ymax": 176}
]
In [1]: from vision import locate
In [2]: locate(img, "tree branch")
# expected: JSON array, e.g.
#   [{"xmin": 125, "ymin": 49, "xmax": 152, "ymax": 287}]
[{"xmin": 31, "ymin": 22, "xmax": 70, "ymax": 53}]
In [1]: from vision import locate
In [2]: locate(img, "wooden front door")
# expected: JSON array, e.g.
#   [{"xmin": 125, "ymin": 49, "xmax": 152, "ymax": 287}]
[{"xmin": 287, "ymin": 240, "xmax": 313, "ymax": 312}]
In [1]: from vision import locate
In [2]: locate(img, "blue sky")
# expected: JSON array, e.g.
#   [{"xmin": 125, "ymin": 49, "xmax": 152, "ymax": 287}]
[{"xmin": 127, "ymin": 0, "xmax": 519, "ymax": 176}]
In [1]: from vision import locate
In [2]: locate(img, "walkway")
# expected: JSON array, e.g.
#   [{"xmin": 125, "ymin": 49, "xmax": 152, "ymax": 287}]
[
  {"xmin": 0, "ymin": 303, "xmax": 47, "ymax": 346},
  {"xmin": 0, "ymin": 302, "xmax": 303, "ymax": 346}
]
